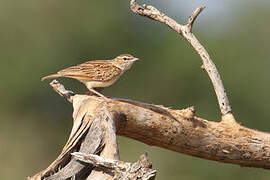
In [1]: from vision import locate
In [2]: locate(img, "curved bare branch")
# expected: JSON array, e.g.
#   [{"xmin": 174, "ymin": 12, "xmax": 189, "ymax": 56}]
[{"xmin": 130, "ymin": 0, "xmax": 232, "ymax": 117}]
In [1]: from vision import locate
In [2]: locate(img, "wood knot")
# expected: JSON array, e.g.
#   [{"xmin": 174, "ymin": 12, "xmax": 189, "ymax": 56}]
[{"xmin": 177, "ymin": 106, "xmax": 196, "ymax": 119}]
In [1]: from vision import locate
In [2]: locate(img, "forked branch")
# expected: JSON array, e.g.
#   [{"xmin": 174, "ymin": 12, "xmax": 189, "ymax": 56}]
[{"xmin": 130, "ymin": 0, "xmax": 232, "ymax": 118}]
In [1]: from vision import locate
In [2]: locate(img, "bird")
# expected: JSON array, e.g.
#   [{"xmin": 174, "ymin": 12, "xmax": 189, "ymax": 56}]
[{"xmin": 42, "ymin": 54, "xmax": 139, "ymax": 99}]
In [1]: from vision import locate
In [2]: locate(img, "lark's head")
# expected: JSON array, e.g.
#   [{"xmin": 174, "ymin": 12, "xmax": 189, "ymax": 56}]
[{"xmin": 112, "ymin": 54, "xmax": 139, "ymax": 71}]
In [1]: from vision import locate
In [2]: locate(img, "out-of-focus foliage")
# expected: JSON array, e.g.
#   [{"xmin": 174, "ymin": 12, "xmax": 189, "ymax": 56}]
[{"xmin": 1, "ymin": 0, "xmax": 270, "ymax": 179}]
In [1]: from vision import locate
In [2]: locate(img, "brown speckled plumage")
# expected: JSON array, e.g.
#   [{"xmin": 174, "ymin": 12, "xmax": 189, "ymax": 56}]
[
  {"xmin": 55, "ymin": 61, "xmax": 122, "ymax": 82},
  {"xmin": 42, "ymin": 54, "xmax": 139, "ymax": 98}
]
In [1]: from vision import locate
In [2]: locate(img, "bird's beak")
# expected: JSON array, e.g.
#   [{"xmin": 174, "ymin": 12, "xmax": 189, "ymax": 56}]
[{"xmin": 132, "ymin": 58, "xmax": 139, "ymax": 61}]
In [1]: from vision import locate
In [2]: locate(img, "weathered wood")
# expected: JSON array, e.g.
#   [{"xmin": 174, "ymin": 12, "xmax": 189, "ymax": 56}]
[
  {"xmin": 28, "ymin": 89, "xmax": 157, "ymax": 179},
  {"xmin": 72, "ymin": 152, "xmax": 156, "ymax": 180}
]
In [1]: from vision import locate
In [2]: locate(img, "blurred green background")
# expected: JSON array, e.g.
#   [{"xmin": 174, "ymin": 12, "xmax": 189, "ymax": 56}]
[{"xmin": 1, "ymin": 0, "xmax": 270, "ymax": 179}]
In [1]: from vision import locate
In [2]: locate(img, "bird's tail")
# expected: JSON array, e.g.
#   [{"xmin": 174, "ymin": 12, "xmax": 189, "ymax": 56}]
[{"xmin": 41, "ymin": 74, "xmax": 62, "ymax": 81}]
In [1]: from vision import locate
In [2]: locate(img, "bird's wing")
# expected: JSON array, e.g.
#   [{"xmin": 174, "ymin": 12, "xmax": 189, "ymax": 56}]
[{"xmin": 58, "ymin": 61, "xmax": 122, "ymax": 81}]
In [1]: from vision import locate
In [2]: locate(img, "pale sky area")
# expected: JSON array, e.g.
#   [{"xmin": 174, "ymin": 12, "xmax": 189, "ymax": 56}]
[{"xmin": 148, "ymin": 0, "xmax": 270, "ymax": 36}]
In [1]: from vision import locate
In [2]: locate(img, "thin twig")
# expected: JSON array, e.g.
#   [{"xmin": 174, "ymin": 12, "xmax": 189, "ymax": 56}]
[
  {"xmin": 130, "ymin": 0, "xmax": 232, "ymax": 117},
  {"xmin": 187, "ymin": 6, "xmax": 206, "ymax": 31}
]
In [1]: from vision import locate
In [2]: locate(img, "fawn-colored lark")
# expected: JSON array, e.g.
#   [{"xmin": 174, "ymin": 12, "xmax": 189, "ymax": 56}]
[{"xmin": 42, "ymin": 54, "xmax": 139, "ymax": 98}]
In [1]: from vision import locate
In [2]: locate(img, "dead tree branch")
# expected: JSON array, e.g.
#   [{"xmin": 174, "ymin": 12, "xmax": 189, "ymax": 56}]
[
  {"xmin": 29, "ymin": 77, "xmax": 270, "ymax": 179},
  {"xmin": 130, "ymin": 0, "xmax": 232, "ymax": 118}
]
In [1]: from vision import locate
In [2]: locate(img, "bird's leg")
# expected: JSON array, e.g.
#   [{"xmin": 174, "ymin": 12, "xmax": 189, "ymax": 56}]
[
  {"xmin": 89, "ymin": 88, "xmax": 110, "ymax": 101},
  {"xmin": 85, "ymin": 88, "xmax": 104, "ymax": 96}
]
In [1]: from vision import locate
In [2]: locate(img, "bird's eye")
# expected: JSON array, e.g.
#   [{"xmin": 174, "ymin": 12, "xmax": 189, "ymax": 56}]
[{"xmin": 123, "ymin": 57, "xmax": 128, "ymax": 60}]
